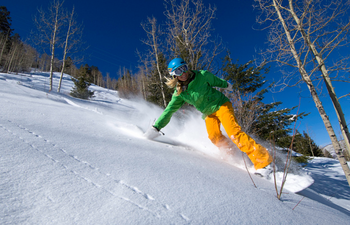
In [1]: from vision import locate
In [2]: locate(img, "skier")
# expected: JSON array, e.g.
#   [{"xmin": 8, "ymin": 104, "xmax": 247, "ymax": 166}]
[{"xmin": 144, "ymin": 58, "xmax": 272, "ymax": 172}]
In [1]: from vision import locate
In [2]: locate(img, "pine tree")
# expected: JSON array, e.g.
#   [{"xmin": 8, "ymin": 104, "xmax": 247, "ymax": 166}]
[
  {"xmin": 145, "ymin": 53, "xmax": 173, "ymax": 107},
  {"xmin": 278, "ymin": 131, "xmax": 323, "ymax": 157},
  {"xmin": 222, "ymin": 54, "xmax": 266, "ymax": 93},
  {"xmin": 253, "ymin": 103, "xmax": 308, "ymax": 144},
  {"xmin": 70, "ymin": 65, "xmax": 94, "ymax": 99},
  {"xmin": 221, "ymin": 54, "xmax": 309, "ymax": 144},
  {"xmin": 0, "ymin": 6, "xmax": 14, "ymax": 68},
  {"xmin": 0, "ymin": 6, "xmax": 13, "ymax": 35}
]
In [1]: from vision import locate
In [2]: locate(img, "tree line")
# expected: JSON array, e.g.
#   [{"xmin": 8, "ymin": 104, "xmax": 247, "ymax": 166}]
[{"xmin": 0, "ymin": 6, "xmax": 37, "ymax": 74}]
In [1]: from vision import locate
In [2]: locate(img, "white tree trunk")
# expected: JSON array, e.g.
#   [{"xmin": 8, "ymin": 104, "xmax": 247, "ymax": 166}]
[
  {"xmin": 141, "ymin": 17, "xmax": 167, "ymax": 107},
  {"xmin": 0, "ymin": 31, "xmax": 10, "ymax": 65},
  {"xmin": 6, "ymin": 43, "xmax": 18, "ymax": 73},
  {"xmin": 58, "ymin": 7, "xmax": 74, "ymax": 93},
  {"xmin": 287, "ymin": 0, "xmax": 350, "ymax": 158},
  {"xmin": 153, "ymin": 26, "xmax": 167, "ymax": 108},
  {"xmin": 272, "ymin": 0, "xmax": 350, "ymax": 185},
  {"xmin": 49, "ymin": 11, "xmax": 59, "ymax": 92}
]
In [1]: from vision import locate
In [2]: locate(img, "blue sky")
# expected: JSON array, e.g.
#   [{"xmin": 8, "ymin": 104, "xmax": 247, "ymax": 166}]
[{"xmin": 4, "ymin": 0, "xmax": 350, "ymax": 147}]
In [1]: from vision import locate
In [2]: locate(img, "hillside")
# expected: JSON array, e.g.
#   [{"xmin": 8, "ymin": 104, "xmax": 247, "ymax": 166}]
[{"xmin": 1, "ymin": 71, "xmax": 349, "ymax": 224}]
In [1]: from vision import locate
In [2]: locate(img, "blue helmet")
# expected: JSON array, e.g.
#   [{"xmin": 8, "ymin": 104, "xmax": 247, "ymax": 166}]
[{"xmin": 168, "ymin": 58, "xmax": 188, "ymax": 76}]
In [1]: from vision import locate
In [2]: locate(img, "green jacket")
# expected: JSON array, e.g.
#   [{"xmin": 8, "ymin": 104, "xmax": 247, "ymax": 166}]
[{"xmin": 154, "ymin": 70, "xmax": 229, "ymax": 130}]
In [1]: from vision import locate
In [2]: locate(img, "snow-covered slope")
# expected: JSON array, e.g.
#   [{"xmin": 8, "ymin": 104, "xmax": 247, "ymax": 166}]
[{"xmin": 1, "ymin": 71, "xmax": 350, "ymax": 224}]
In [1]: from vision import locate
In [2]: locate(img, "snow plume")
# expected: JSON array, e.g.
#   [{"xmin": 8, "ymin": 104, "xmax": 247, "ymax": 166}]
[
  {"xmin": 110, "ymin": 95, "xmax": 221, "ymax": 157},
  {"xmin": 267, "ymin": 147, "xmax": 315, "ymax": 193},
  {"xmin": 115, "ymin": 95, "xmax": 318, "ymax": 194}
]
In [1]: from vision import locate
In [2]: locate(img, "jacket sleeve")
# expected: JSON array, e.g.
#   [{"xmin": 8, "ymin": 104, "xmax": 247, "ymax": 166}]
[
  {"xmin": 202, "ymin": 70, "xmax": 228, "ymax": 88},
  {"xmin": 153, "ymin": 93, "xmax": 185, "ymax": 130}
]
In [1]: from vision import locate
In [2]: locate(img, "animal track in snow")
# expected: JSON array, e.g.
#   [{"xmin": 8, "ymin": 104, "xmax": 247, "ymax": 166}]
[{"xmin": 1, "ymin": 120, "xmax": 191, "ymax": 222}]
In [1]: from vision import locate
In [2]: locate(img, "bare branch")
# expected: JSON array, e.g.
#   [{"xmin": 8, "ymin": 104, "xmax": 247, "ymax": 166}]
[
  {"xmin": 338, "ymin": 93, "xmax": 350, "ymax": 100},
  {"xmin": 164, "ymin": 0, "xmax": 222, "ymax": 71},
  {"xmin": 34, "ymin": 0, "xmax": 67, "ymax": 91},
  {"xmin": 255, "ymin": 0, "xmax": 350, "ymax": 186}
]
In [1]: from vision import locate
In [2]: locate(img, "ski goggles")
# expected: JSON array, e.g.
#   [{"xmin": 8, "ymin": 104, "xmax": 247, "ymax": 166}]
[{"xmin": 169, "ymin": 64, "xmax": 188, "ymax": 77}]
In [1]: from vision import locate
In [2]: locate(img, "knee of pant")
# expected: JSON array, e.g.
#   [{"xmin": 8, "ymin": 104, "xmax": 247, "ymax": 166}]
[
  {"xmin": 229, "ymin": 123, "xmax": 242, "ymax": 136},
  {"xmin": 208, "ymin": 133, "xmax": 223, "ymax": 146},
  {"xmin": 217, "ymin": 136, "xmax": 232, "ymax": 148},
  {"xmin": 210, "ymin": 135, "xmax": 232, "ymax": 148}
]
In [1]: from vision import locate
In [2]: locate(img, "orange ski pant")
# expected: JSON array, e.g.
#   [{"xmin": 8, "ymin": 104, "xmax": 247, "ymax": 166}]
[{"xmin": 205, "ymin": 102, "xmax": 272, "ymax": 170}]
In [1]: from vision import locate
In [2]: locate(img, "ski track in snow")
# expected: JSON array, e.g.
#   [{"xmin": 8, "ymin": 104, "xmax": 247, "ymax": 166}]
[{"xmin": 0, "ymin": 119, "xmax": 190, "ymax": 223}]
